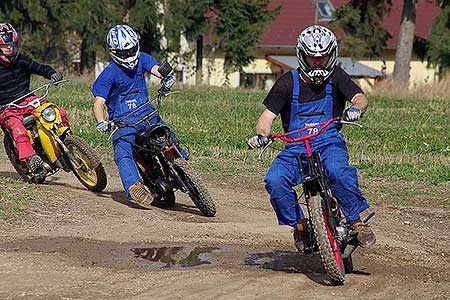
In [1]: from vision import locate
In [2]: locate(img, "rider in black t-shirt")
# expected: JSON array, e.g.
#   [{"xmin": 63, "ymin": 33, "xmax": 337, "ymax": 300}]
[
  {"xmin": 263, "ymin": 66, "xmax": 363, "ymax": 132},
  {"xmin": 248, "ymin": 25, "xmax": 375, "ymax": 253}
]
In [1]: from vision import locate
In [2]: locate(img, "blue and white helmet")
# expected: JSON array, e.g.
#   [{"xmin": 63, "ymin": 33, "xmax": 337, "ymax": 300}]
[
  {"xmin": 107, "ymin": 25, "xmax": 140, "ymax": 70},
  {"xmin": 296, "ymin": 25, "xmax": 338, "ymax": 84}
]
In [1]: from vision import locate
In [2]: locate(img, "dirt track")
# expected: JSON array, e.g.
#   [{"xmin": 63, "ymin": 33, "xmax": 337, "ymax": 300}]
[{"xmin": 0, "ymin": 157, "xmax": 449, "ymax": 300}]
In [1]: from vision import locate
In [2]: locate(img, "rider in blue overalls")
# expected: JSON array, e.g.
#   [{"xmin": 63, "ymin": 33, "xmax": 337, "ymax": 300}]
[
  {"xmin": 248, "ymin": 25, "xmax": 375, "ymax": 252},
  {"xmin": 92, "ymin": 24, "xmax": 186, "ymax": 207}
]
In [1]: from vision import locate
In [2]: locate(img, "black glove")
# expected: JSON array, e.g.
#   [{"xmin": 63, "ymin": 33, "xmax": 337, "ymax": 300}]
[{"xmin": 50, "ymin": 71, "xmax": 63, "ymax": 83}]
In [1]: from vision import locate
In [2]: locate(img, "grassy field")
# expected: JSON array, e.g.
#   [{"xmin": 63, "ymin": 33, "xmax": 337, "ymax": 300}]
[
  {"xmin": 0, "ymin": 76, "xmax": 445, "ymax": 221},
  {"xmin": 44, "ymin": 77, "xmax": 450, "ymax": 184}
]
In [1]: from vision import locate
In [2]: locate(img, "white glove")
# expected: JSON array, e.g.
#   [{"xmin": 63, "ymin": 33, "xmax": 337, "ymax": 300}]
[
  {"xmin": 343, "ymin": 107, "xmax": 362, "ymax": 122},
  {"xmin": 248, "ymin": 134, "xmax": 270, "ymax": 149},
  {"xmin": 161, "ymin": 75, "xmax": 175, "ymax": 90},
  {"xmin": 96, "ymin": 120, "xmax": 109, "ymax": 133}
]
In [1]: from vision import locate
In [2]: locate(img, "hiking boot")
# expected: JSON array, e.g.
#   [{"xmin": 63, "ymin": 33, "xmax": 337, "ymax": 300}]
[
  {"xmin": 293, "ymin": 219, "xmax": 315, "ymax": 254},
  {"xmin": 27, "ymin": 155, "xmax": 43, "ymax": 173},
  {"xmin": 128, "ymin": 182, "xmax": 153, "ymax": 209},
  {"xmin": 351, "ymin": 221, "xmax": 376, "ymax": 248}
]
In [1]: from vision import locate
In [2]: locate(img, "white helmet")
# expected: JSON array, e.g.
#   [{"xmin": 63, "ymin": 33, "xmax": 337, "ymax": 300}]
[
  {"xmin": 107, "ymin": 25, "xmax": 140, "ymax": 70},
  {"xmin": 296, "ymin": 25, "xmax": 338, "ymax": 84}
]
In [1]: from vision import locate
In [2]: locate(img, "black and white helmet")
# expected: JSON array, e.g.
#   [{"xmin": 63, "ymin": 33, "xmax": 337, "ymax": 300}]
[{"xmin": 296, "ymin": 25, "xmax": 338, "ymax": 84}]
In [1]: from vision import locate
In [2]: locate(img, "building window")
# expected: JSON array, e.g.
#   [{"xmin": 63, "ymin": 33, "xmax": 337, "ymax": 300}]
[
  {"xmin": 240, "ymin": 73, "xmax": 256, "ymax": 88},
  {"xmin": 239, "ymin": 73, "xmax": 277, "ymax": 91},
  {"xmin": 317, "ymin": 0, "xmax": 334, "ymax": 21}
]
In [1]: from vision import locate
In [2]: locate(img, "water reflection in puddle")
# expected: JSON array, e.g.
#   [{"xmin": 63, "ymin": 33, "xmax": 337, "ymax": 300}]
[{"xmin": 131, "ymin": 246, "xmax": 220, "ymax": 269}]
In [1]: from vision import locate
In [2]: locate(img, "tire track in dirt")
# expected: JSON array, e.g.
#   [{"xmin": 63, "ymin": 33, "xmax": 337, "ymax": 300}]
[{"xmin": 0, "ymin": 158, "xmax": 449, "ymax": 299}]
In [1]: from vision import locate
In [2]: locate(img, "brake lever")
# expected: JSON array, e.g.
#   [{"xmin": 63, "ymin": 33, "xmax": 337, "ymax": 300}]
[
  {"xmin": 338, "ymin": 120, "xmax": 363, "ymax": 128},
  {"xmin": 108, "ymin": 121, "xmax": 118, "ymax": 138},
  {"xmin": 161, "ymin": 90, "xmax": 180, "ymax": 97},
  {"xmin": 257, "ymin": 139, "xmax": 274, "ymax": 160}
]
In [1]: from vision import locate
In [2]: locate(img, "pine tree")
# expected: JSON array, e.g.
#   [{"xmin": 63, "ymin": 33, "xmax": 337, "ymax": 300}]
[
  {"xmin": 427, "ymin": 2, "xmax": 450, "ymax": 75},
  {"xmin": 330, "ymin": 0, "xmax": 392, "ymax": 58}
]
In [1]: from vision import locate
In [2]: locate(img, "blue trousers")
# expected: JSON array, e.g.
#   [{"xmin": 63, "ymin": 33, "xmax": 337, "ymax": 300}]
[
  {"xmin": 112, "ymin": 115, "xmax": 188, "ymax": 199},
  {"xmin": 264, "ymin": 134, "xmax": 369, "ymax": 228}
]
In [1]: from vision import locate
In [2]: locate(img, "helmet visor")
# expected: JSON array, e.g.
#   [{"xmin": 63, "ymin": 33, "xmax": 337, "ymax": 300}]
[
  {"xmin": 0, "ymin": 41, "xmax": 18, "ymax": 57},
  {"xmin": 0, "ymin": 31, "xmax": 14, "ymax": 44},
  {"xmin": 304, "ymin": 54, "xmax": 330, "ymax": 69},
  {"xmin": 111, "ymin": 45, "xmax": 139, "ymax": 59}
]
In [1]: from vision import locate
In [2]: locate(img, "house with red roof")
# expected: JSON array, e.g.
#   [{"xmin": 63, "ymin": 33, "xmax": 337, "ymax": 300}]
[{"xmin": 179, "ymin": 0, "xmax": 440, "ymax": 89}]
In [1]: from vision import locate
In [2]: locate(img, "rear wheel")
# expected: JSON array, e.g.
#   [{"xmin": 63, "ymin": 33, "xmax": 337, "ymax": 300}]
[
  {"xmin": 64, "ymin": 135, "xmax": 107, "ymax": 192},
  {"xmin": 173, "ymin": 158, "xmax": 216, "ymax": 217},
  {"xmin": 151, "ymin": 191, "xmax": 176, "ymax": 208},
  {"xmin": 3, "ymin": 134, "xmax": 45, "ymax": 184},
  {"xmin": 309, "ymin": 194, "xmax": 345, "ymax": 285}
]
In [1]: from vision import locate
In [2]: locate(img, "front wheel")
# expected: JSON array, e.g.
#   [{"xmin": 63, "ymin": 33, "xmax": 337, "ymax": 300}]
[
  {"xmin": 309, "ymin": 194, "xmax": 345, "ymax": 285},
  {"xmin": 64, "ymin": 135, "xmax": 107, "ymax": 192},
  {"xmin": 172, "ymin": 158, "xmax": 216, "ymax": 217}
]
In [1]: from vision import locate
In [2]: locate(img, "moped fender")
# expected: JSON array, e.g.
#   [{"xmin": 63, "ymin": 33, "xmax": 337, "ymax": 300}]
[
  {"xmin": 37, "ymin": 125, "xmax": 60, "ymax": 163},
  {"xmin": 163, "ymin": 145, "xmax": 182, "ymax": 162}
]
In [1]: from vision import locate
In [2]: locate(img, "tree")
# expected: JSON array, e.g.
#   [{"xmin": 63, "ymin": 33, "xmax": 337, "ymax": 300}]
[
  {"xmin": 213, "ymin": 0, "xmax": 279, "ymax": 75},
  {"xmin": 165, "ymin": 0, "xmax": 279, "ymax": 85},
  {"xmin": 165, "ymin": 0, "xmax": 214, "ymax": 85},
  {"xmin": 122, "ymin": 0, "xmax": 164, "ymax": 62},
  {"xmin": 65, "ymin": 0, "xmax": 121, "ymax": 74},
  {"xmin": 392, "ymin": 0, "xmax": 417, "ymax": 86},
  {"xmin": 330, "ymin": 0, "xmax": 392, "ymax": 58},
  {"xmin": 427, "ymin": 2, "xmax": 450, "ymax": 76}
]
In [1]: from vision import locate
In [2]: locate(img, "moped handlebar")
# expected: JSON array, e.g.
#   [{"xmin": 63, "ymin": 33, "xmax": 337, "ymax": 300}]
[
  {"xmin": 108, "ymin": 85, "xmax": 179, "ymax": 137},
  {"xmin": 256, "ymin": 117, "xmax": 362, "ymax": 160},
  {"xmin": 0, "ymin": 79, "xmax": 69, "ymax": 112}
]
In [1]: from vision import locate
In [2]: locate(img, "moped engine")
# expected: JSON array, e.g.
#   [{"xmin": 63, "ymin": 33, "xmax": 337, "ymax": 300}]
[{"xmin": 135, "ymin": 123, "xmax": 173, "ymax": 153}]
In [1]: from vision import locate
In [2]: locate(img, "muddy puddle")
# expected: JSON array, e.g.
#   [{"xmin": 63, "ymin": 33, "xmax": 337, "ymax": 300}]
[
  {"xmin": 130, "ymin": 246, "xmax": 221, "ymax": 269},
  {"xmin": 0, "ymin": 236, "xmax": 327, "ymax": 274}
]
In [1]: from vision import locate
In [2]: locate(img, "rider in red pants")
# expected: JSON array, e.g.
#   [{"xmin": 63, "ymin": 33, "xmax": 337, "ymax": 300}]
[{"xmin": 0, "ymin": 23, "xmax": 69, "ymax": 172}]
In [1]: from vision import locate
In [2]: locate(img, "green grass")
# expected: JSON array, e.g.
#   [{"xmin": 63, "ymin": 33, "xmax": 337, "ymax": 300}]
[
  {"xmin": 1, "ymin": 77, "xmax": 446, "ymax": 220},
  {"xmin": 35, "ymin": 77, "xmax": 450, "ymax": 185},
  {"xmin": 0, "ymin": 177, "xmax": 40, "ymax": 221},
  {"xmin": 345, "ymin": 96, "xmax": 450, "ymax": 184}
]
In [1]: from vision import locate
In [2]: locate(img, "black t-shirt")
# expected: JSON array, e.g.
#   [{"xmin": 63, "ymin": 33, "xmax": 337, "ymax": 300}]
[{"xmin": 263, "ymin": 67, "xmax": 363, "ymax": 132}]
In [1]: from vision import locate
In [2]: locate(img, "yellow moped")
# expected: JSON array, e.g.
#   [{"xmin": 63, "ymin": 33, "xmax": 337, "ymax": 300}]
[{"xmin": 1, "ymin": 80, "xmax": 107, "ymax": 192}]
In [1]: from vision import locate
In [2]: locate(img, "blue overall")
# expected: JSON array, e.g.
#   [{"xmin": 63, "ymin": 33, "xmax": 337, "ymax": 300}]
[
  {"xmin": 264, "ymin": 69, "xmax": 369, "ymax": 227},
  {"xmin": 92, "ymin": 53, "xmax": 187, "ymax": 198}
]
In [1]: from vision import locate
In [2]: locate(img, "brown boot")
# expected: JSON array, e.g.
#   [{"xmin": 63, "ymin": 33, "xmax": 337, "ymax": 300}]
[
  {"xmin": 351, "ymin": 221, "xmax": 376, "ymax": 248},
  {"xmin": 293, "ymin": 219, "xmax": 315, "ymax": 254},
  {"xmin": 128, "ymin": 182, "xmax": 153, "ymax": 209}
]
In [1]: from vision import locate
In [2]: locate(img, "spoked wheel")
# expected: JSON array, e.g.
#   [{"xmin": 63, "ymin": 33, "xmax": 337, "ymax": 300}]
[
  {"xmin": 172, "ymin": 158, "xmax": 216, "ymax": 217},
  {"xmin": 309, "ymin": 194, "xmax": 345, "ymax": 285},
  {"xmin": 3, "ymin": 134, "xmax": 45, "ymax": 184},
  {"xmin": 64, "ymin": 135, "xmax": 107, "ymax": 192}
]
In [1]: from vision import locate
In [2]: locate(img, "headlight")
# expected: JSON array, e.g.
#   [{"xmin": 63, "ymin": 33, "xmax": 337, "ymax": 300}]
[{"xmin": 42, "ymin": 107, "xmax": 57, "ymax": 122}]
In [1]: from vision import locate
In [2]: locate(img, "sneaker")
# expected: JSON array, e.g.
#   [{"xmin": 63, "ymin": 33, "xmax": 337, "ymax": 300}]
[
  {"xmin": 293, "ymin": 219, "xmax": 315, "ymax": 254},
  {"xmin": 27, "ymin": 155, "xmax": 43, "ymax": 173},
  {"xmin": 351, "ymin": 222, "xmax": 376, "ymax": 248},
  {"xmin": 128, "ymin": 182, "xmax": 153, "ymax": 209}
]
